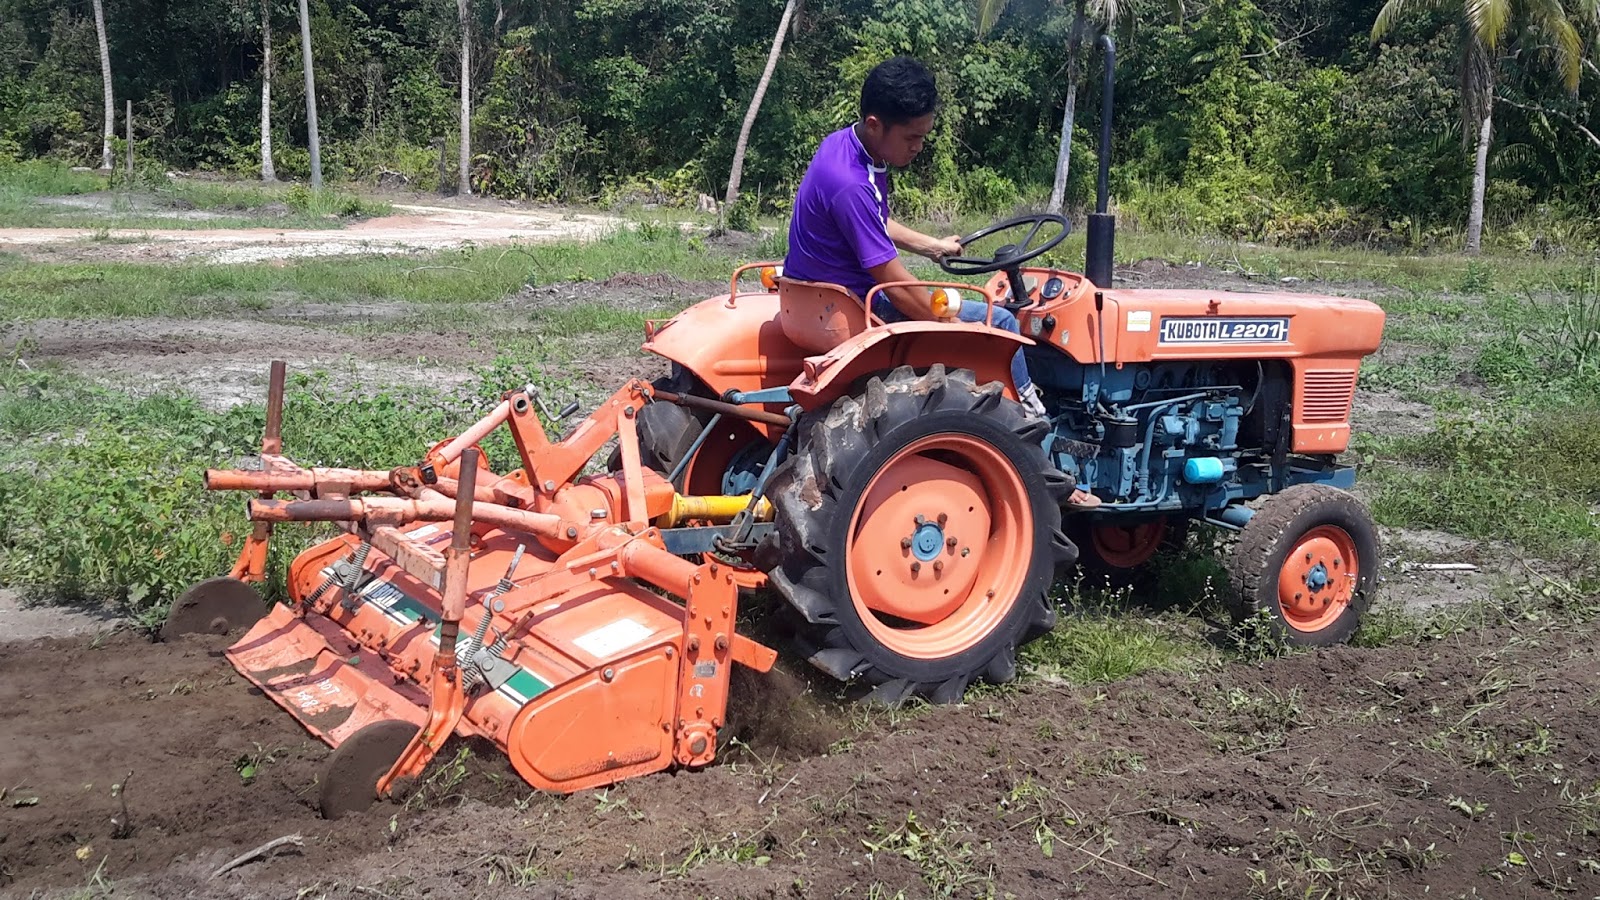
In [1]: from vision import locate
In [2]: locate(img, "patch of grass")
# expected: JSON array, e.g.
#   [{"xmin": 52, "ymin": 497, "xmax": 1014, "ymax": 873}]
[
  {"xmin": 860, "ymin": 811, "xmax": 991, "ymax": 896},
  {"xmin": 0, "ymin": 364, "xmax": 576, "ymax": 615},
  {"xmin": 1358, "ymin": 404, "xmax": 1600, "ymax": 559},
  {"xmin": 0, "ymin": 158, "xmax": 104, "ymax": 201},
  {"xmin": 1024, "ymin": 602, "xmax": 1201, "ymax": 685},
  {"xmin": 0, "ymin": 163, "xmax": 390, "ymax": 229},
  {"xmin": 1197, "ymin": 686, "xmax": 1306, "ymax": 754},
  {"xmin": 0, "ymin": 224, "xmax": 738, "ymax": 320},
  {"xmin": 533, "ymin": 302, "xmax": 676, "ymax": 339}
]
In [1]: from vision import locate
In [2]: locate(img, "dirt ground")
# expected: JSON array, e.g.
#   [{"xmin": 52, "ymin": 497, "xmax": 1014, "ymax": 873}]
[
  {"xmin": 2, "ymin": 227, "xmax": 1589, "ymax": 898},
  {"xmin": 4, "ymin": 622, "xmax": 1597, "ymax": 900},
  {"xmin": 0, "ymin": 203, "xmax": 625, "ymax": 264}
]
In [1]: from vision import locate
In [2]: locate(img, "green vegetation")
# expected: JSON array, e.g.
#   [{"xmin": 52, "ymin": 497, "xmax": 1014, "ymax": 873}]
[
  {"xmin": 3, "ymin": 1, "xmax": 1596, "ymax": 250},
  {"xmin": 0, "ymin": 362, "xmax": 573, "ymax": 622},
  {"xmin": 0, "ymin": 223, "xmax": 730, "ymax": 320},
  {"xmin": 0, "ymin": 160, "xmax": 390, "ymax": 230}
]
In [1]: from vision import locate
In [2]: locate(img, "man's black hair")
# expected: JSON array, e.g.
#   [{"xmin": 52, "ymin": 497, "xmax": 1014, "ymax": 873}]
[{"xmin": 859, "ymin": 56, "xmax": 938, "ymax": 126}]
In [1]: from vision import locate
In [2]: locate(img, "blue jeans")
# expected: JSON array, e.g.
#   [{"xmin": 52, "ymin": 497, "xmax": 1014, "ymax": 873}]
[{"xmin": 872, "ymin": 296, "xmax": 1034, "ymax": 393}]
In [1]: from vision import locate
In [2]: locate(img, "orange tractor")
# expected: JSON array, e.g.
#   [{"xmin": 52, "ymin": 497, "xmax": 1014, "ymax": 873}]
[{"xmin": 176, "ymin": 46, "xmax": 1385, "ymax": 814}]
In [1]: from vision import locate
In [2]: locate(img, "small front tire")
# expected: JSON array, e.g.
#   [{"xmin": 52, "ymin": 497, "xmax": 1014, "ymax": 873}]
[{"xmin": 1227, "ymin": 485, "xmax": 1379, "ymax": 646}]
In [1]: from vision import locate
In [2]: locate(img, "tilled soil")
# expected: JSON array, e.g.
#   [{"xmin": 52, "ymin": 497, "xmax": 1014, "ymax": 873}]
[{"xmin": 3, "ymin": 621, "xmax": 1597, "ymax": 899}]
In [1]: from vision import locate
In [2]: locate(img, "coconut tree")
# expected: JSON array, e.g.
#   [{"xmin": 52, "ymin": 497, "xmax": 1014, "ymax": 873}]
[
  {"xmin": 92, "ymin": 0, "xmax": 114, "ymax": 171},
  {"xmin": 1373, "ymin": 0, "xmax": 1598, "ymax": 254},
  {"xmin": 1045, "ymin": 0, "xmax": 1182, "ymax": 215},
  {"xmin": 295, "ymin": 0, "xmax": 322, "ymax": 189},
  {"xmin": 260, "ymin": 0, "xmax": 276, "ymax": 182},
  {"xmin": 724, "ymin": 0, "xmax": 802, "ymax": 211},
  {"xmin": 458, "ymin": 0, "xmax": 472, "ymax": 195}
]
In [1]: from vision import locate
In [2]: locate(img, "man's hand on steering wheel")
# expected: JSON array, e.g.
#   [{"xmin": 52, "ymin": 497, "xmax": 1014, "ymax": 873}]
[
  {"xmin": 938, "ymin": 213, "xmax": 1071, "ymax": 276},
  {"xmin": 928, "ymin": 234, "xmax": 963, "ymax": 262}
]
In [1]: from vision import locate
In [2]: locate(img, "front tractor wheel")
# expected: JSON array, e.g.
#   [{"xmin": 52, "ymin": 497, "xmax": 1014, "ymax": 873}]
[
  {"xmin": 1228, "ymin": 484, "xmax": 1379, "ymax": 646},
  {"xmin": 760, "ymin": 366, "xmax": 1077, "ymax": 705}
]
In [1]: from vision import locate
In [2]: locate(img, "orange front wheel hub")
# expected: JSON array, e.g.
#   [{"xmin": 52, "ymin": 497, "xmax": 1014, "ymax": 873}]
[{"xmin": 1277, "ymin": 525, "xmax": 1359, "ymax": 633}]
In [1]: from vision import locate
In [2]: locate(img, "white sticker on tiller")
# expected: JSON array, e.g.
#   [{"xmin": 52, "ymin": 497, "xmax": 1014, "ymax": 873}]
[
  {"xmin": 573, "ymin": 618, "xmax": 656, "ymax": 659},
  {"xmin": 1127, "ymin": 310, "xmax": 1152, "ymax": 332}
]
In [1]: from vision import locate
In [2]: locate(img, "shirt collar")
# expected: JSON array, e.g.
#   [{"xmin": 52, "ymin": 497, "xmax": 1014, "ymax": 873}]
[{"xmin": 849, "ymin": 124, "xmax": 888, "ymax": 173}]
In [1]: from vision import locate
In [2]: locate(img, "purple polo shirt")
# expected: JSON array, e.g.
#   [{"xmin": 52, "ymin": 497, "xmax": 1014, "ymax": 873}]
[{"xmin": 783, "ymin": 126, "xmax": 896, "ymax": 301}]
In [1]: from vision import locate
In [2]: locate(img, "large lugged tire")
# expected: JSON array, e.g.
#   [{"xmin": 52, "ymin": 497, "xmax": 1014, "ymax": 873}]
[
  {"xmin": 758, "ymin": 365, "xmax": 1078, "ymax": 705},
  {"xmin": 621, "ymin": 365, "xmax": 767, "ymax": 495},
  {"xmin": 1228, "ymin": 484, "xmax": 1379, "ymax": 646},
  {"xmin": 626, "ymin": 366, "xmax": 710, "ymax": 490}
]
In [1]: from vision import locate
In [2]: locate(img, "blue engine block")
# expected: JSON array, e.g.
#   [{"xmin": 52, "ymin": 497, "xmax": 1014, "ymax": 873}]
[{"xmin": 1026, "ymin": 354, "xmax": 1352, "ymax": 524}]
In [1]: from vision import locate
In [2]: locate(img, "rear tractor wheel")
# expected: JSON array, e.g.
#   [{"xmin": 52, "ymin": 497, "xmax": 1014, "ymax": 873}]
[
  {"xmin": 618, "ymin": 365, "xmax": 768, "ymax": 496},
  {"xmin": 1068, "ymin": 516, "xmax": 1190, "ymax": 590},
  {"xmin": 1228, "ymin": 484, "xmax": 1379, "ymax": 646},
  {"xmin": 759, "ymin": 365, "xmax": 1078, "ymax": 705}
]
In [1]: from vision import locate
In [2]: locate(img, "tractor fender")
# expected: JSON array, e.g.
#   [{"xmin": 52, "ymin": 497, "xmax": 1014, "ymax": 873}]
[{"xmin": 786, "ymin": 321, "xmax": 1032, "ymax": 411}]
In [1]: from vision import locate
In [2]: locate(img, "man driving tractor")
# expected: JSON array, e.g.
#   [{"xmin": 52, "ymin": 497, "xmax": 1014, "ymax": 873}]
[{"xmin": 781, "ymin": 55, "xmax": 1049, "ymax": 419}]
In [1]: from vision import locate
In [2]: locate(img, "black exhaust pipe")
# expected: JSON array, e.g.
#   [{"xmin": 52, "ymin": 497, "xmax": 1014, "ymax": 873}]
[{"xmin": 1084, "ymin": 34, "xmax": 1116, "ymax": 288}]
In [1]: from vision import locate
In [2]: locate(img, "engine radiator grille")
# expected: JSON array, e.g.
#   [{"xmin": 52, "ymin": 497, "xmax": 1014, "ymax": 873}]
[{"xmin": 1302, "ymin": 369, "xmax": 1357, "ymax": 423}]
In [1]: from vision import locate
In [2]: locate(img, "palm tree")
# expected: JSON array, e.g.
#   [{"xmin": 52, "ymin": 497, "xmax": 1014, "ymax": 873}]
[
  {"xmin": 458, "ymin": 0, "xmax": 472, "ymax": 195},
  {"xmin": 1045, "ymin": 0, "xmax": 1180, "ymax": 215},
  {"xmin": 260, "ymin": 0, "xmax": 276, "ymax": 182},
  {"xmin": 92, "ymin": 0, "xmax": 114, "ymax": 171},
  {"xmin": 724, "ymin": 0, "xmax": 802, "ymax": 211},
  {"xmin": 295, "ymin": 0, "xmax": 322, "ymax": 189},
  {"xmin": 1373, "ymin": 0, "xmax": 1597, "ymax": 254}
]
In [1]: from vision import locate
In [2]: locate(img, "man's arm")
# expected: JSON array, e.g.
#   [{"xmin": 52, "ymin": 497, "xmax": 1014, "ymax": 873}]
[
  {"xmin": 867, "ymin": 255, "xmax": 940, "ymax": 320},
  {"xmin": 887, "ymin": 218, "xmax": 962, "ymax": 261}
]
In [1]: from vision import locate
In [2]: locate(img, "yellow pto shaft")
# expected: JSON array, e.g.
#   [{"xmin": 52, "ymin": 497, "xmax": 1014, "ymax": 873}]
[{"xmin": 656, "ymin": 494, "xmax": 774, "ymax": 528}]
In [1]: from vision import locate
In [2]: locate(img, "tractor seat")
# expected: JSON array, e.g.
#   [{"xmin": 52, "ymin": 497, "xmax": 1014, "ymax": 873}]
[{"xmin": 776, "ymin": 278, "xmax": 870, "ymax": 353}]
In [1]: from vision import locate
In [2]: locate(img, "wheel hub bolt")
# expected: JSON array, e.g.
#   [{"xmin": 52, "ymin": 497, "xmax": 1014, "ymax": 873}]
[
  {"xmin": 901, "ymin": 537, "xmax": 913, "ymax": 550},
  {"xmin": 915, "ymin": 515, "xmax": 927, "ymax": 526},
  {"xmin": 910, "ymin": 562, "xmax": 921, "ymax": 574},
  {"xmin": 933, "ymin": 560, "xmax": 944, "ymax": 574},
  {"xmin": 936, "ymin": 513, "xmax": 948, "ymax": 526},
  {"xmin": 946, "ymin": 536, "xmax": 958, "ymax": 549}
]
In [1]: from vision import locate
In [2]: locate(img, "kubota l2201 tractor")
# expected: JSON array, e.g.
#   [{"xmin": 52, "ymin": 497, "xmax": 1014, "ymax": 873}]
[{"xmin": 179, "ymin": 39, "xmax": 1385, "ymax": 812}]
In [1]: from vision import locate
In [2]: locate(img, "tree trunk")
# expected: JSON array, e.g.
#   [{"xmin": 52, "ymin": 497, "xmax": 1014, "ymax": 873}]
[
  {"xmin": 1465, "ymin": 104, "xmax": 1492, "ymax": 256},
  {"xmin": 1046, "ymin": 1, "xmax": 1088, "ymax": 215},
  {"xmin": 458, "ymin": 0, "xmax": 472, "ymax": 195},
  {"xmin": 1047, "ymin": 82, "xmax": 1078, "ymax": 214},
  {"xmin": 260, "ymin": 0, "xmax": 276, "ymax": 182},
  {"xmin": 296, "ymin": 0, "xmax": 321, "ymax": 189},
  {"xmin": 724, "ymin": 0, "xmax": 800, "ymax": 209},
  {"xmin": 92, "ymin": 0, "xmax": 114, "ymax": 171}
]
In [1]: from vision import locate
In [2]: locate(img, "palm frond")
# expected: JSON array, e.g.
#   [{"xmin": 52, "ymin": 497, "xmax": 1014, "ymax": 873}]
[
  {"xmin": 1526, "ymin": 0, "xmax": 1585, "ymax": 90},
  {"xmin": 1371, "ymin": 0, "xmax": 1408, "ymax": 41},
  {"xmin": 974, "ymin": 0, "xmax": 1010, "ymax": 37},
  {"xmin": 1089, "ymin": 0, "xmax": 1123, "ymax": 25},
  {"xmin": 1464, "ymin": 0, "xmax": 1513, "ymax": 47}
]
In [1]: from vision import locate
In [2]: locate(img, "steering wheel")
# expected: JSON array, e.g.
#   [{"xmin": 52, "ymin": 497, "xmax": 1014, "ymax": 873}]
[{"xmin": 939, "ymin": 213, "xmax": 1071, "ymax": 309}]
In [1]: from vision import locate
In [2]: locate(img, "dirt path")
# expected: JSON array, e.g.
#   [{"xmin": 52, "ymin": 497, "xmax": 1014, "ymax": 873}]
[{"xmin": 0, "ymin": 203, "xmax": 625, "ymax": 263}]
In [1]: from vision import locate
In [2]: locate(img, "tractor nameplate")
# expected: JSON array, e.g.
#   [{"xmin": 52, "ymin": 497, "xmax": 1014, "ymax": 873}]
[{"xmin": 1159, "ymin": 317, "xmax": 1289, "ymax": 344}]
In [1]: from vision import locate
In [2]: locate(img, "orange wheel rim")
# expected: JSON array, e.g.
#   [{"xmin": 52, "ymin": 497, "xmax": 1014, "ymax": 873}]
[
  {"xmin": 845, "ymin": 434, "xmax": 1033, "ymax": 660},
  {"xmin": 1277, "ymin": 525, "xmax": 1359, "ymax": 633},
  {"xmin": 1089, "ymin": 519, "xmax": 1167, "ymax": 568}
]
